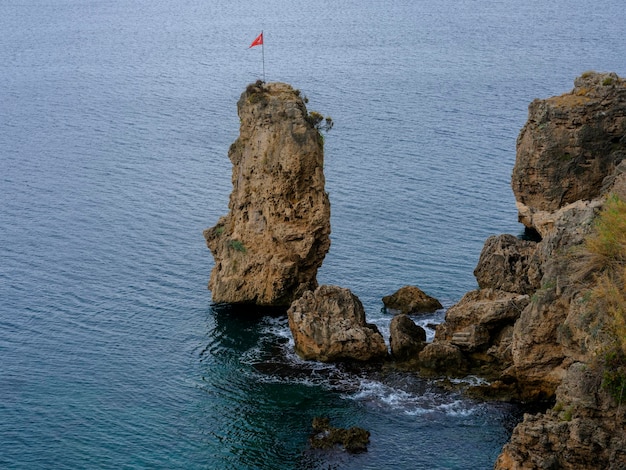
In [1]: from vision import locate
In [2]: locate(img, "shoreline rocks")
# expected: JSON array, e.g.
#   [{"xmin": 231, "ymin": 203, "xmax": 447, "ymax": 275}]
[
  {"xmin": 416, "ymin": 72, "xmax": 626, "ymax": 467},
  {"xmin": 287, "ymin": 285, "xmax": 388, "ymax": 362},
  {"xmin": 389, "ymin": 314, "xmax": 427, "ymax": 361}
]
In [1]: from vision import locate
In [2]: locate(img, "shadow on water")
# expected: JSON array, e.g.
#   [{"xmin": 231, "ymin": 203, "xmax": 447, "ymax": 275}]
[
  {"xmin": 195, "ymin": 302, "xmax": 369, "ymax": 469},
  {"xmin": 195, "ymin": 303, "xmax": 529, "ymax": 469}
]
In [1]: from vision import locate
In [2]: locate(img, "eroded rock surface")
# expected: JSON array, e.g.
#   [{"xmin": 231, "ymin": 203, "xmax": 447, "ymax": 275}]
[
  {"xmin": 287, "ymin": 285, "xmax": 388, "ymax": 362},
  {"xmin": 513, "ymin": 71, "xmax": 626, "ymax": 236},
  {"xmin": 204, "ymin": 82, "xmax": 331, "ymax": 306}
]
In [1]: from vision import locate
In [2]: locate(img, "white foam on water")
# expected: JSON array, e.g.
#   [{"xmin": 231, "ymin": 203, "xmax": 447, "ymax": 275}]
[{"xmin": 245, "ymin": 314, "xmax": 482, "ymax": 419}]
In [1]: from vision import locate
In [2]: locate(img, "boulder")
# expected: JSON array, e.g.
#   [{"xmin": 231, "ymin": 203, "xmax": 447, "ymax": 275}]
[
  {"xmin": 389, "ymin": 314, "xmax": 427, "ymax": 360},
  {"xmin": 204, "ymin": 81, "xmax": 331, "ymax": 306},
  {"xmin": 382, "ymin": 285, "xmax": 442, "ymax": 314},
  {"xmin": 287, "ymin": 285, "xmax": 388, "ymax": 362},
  {"xmin": 418, "ymin": 342, "xmax": 466, "ymax": 374}
]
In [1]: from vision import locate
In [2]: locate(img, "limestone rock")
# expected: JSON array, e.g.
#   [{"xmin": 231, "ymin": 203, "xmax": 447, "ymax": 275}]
[
  {"xmin": 418, "ymin": 342, "xmax": 466, "ymax": 374},
  {"xmin": 287, "ymin": 285, "xmax": 388, "ymax": 362},
  {"xmin": 389, "ymin": 314, "xmax": 427, "ymax": 361},
  {"xmin": 512, "ymin": 71, "xmax": 626, "ymax": 233},
  {"xmin": 435, "ymin": 289, "xmax": 529, "ymax": 359},
  {"xmin": 495, "ymin": 365, "xmax": 626, "ymax": 469},
  {"xmin": 382, "ymin": 285, "xmax": 443, "ymax": 314},
  {"xmin": 474, "ymin": 234, "xmax": 539, "ymax": 295},
  {"xmin": 204, "ymin": 81, "xmax": 331, "ymax": 306},
  {"xmin": 412, "ymin": 72, "xmax": 626, "ymax": 467}
]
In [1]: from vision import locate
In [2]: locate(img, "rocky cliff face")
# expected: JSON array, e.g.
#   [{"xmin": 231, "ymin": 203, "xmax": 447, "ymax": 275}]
[
  {"xmin": 418, "ymin": 72, "xmax": 626, "ymax": 468},
  {"xmin": 204, "ymin": 82, "xmax": 331, "ymax": 306},
  {"xmin": 513, "ymin": 71, "xmax": 626, "ymax": 236}
]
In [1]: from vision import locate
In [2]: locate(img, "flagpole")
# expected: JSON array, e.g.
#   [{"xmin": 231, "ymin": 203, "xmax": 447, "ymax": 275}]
[{"xmin": 261, "ymin": 31, "xmax": 265, "ymax": 82}]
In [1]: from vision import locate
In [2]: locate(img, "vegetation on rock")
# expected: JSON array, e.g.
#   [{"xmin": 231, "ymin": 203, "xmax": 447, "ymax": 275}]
[{"xmin": 580, "ymin": 194, "xmax": 626, "ymax": 404}]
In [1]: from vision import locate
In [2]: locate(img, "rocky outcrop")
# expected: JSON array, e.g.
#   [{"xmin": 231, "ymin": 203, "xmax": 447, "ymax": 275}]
[
  {"xmin": 389, "ymin": 314, "xmax": 427, "ymax": 361},
  {"xmin": 204, "ymin": 81, "xmax": 331, "ymax": 306},
  {"xmin": 382, "ymin": 285, "xmax": 443, "ymax": 314},
  {"xmin": 496, "ymin": 363, "xmax": 626, "ymax": 470},
  {"xmin": 287, "ymin": 285, "xmax": 388, "ymax": 362},
  {"xmin": 512, "ymin": 71, "xmax": 626, "ymax": 236},
  {"xmin": 418, "ymin": 342, "xmax": 466, "ymax": 375},
  {"xmin": 435, "ymin": 289, "xmax": 529, "ymax": 370},
  {"xmin": 410, "ymin": 72, "xmax": 626, "ymax": 467}
]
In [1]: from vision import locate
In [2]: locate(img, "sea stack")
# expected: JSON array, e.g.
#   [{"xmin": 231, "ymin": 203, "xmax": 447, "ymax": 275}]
[{"xmin": 204, "ymin": 81, "xmax": 331, "ymax": 307}]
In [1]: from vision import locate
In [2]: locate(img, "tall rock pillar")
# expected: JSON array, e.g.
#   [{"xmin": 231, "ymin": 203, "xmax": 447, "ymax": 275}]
[{"xmin": 204, "ymin": 82, "xmax": 331, "ymax": 307}]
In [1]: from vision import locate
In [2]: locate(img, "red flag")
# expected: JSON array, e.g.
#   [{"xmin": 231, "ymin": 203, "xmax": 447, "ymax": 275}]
[{"xmin": 249, "ymin": 32, "xmax": 263, "ymax": 48}]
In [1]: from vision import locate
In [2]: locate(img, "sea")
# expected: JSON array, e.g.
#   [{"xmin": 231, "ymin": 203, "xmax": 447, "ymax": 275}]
[{"xmin": 1, "ymin": 1, "xmax": 625, "ymax": 469}]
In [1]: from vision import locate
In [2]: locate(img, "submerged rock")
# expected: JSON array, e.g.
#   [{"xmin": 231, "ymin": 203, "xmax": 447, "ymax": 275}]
[
  {"xmin": 310, "ymin": 417, "xmax": 370, "ymax": 454},
  {"xmin": 287, "ymin": 285, "xmax": 388, "ymax": 362},
  {"xmin": 204, "ymin": 81, "xmax": 331, "ymax": 307},
  {"xmin": 382, "ymin": 285, "xmax": 443, "ymax": 314}
]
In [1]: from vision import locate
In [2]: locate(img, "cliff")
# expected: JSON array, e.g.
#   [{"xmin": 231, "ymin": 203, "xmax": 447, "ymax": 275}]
[
  {"xmin": 418, "ymin": 72, "xmax": 626, "ymax": 468},
  {"xmin": 204, "ymin": 82, "xmax": 331, "ymax": 307}
]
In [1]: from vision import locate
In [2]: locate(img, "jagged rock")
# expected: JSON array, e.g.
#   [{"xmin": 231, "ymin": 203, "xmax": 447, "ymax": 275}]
[
  {"xmin": 287, "ymin": 285, "xmax": 388, "ymax": 362},
  {"xmin": 435, "ymin": 289, "xmax": 529, "ymax": 359},
  {"xmin": 512, "ymin": 71, "xmax": 626, "ymax": 235},
  {"xmin": 418, "ymin": 342, "xmax": 466, "ymax": 374},
  {"xmin": 412, "ymin": 72, "xmax": 626, "ymax": 467},
  {"xmin": 474, "ymin": 234, "xmax": 540, "ymax": 295},
  {"xmin": 495, "ymin": 364, "xmax": 626, "ymax": 469},
  {"xmin": 382, "ymin": 285, "xmax": 443, "ymax": 314},
  {"xmin": 204, "ymin": 81, "xmax": 331, "ymax": 306},
  {"xmin": 389, "ymin": 314, "xmax": 427, "ymax": 360}
]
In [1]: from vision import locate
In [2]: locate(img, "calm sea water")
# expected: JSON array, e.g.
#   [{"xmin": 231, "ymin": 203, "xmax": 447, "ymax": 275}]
[{"xmin": 1, "ymin": 1, "xmax": 625, "ymax": 468}]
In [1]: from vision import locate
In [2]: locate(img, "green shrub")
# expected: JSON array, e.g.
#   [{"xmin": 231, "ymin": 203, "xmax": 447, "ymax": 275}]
[
  {"xmin": 307, "ymin": 111, "xmax": 334, "ymax": 132},
  {"xmin": 602, "ymin": 348, "xmax": 626, "ymax": 405},
  {"xmin": 585, "ymin": 195, "xmax": 626, "ymax": 353},
  {"xmin": 228, "ymin": 239, "xmax": 247, "ymax": 253}
]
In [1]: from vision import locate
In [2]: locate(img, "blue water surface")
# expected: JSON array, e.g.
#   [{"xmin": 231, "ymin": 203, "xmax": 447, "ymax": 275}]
[{"xmin": 1, "ymin": 0, "xmax": 625, "ymax": 468}]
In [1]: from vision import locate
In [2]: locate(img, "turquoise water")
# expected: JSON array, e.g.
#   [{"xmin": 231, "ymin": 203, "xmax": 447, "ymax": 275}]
[{"xmin": 1, "ymin": 0, "xmax": 625, "ymax": 468}]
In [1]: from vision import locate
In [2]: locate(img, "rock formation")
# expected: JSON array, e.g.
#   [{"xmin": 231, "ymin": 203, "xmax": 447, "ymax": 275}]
[
  {"xmin": 415, "ymin": 72, "xmax": 626, "ymax": 468},
  {"xmin": 389, "ymin": 314, "xmax": 427, "ymax": 361},
  {"xmin": 204, "ymin": 81, "xmax": 331, "ymax": 306},
  {"xmin": 513, "ymin": 71, "xmax": 626, "ymax": 237},
  {"xmin": 287, "ymin": 285, "xmax": 388, "ymax": 362},
  {"xmin": 382, "ymin": 285, "xmax": 443, "ymax": 314},
  {"xmin": 493, "ymin": 72, "xmax": 626, "ymax": 469}
]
